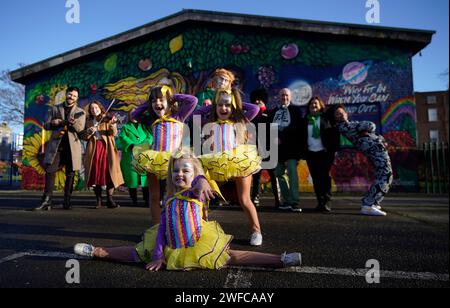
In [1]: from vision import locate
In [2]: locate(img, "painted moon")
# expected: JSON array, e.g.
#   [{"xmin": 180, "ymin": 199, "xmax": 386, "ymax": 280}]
[{"xmin": 289, "ymin": 81, "xmax": 312, "ymax": 106}]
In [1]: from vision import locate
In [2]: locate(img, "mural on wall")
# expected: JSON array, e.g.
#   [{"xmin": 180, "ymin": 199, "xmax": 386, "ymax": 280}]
[{"xmin": 21, "ymin": 26, "xmax": 418, "ymax": 191}]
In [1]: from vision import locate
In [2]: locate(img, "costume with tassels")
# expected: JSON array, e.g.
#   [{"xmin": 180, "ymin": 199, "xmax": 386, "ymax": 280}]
[
  {"xmin": 135, "ymin": 176, "xmax": 232, "ymax": 270},
  {"xmin": 193, "ymin": 91, "xmax": 262, "ymax": 182},
  {"xmin": 131, "ymin": 87, "xmax": 197, "ymax": 179}
]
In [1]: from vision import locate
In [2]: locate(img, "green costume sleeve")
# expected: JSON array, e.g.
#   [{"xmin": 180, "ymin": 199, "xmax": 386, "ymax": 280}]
[
  {"xmin": 117, "ymin": 126, "xmax": 135, "ymax": 152},
  {"xmin": 195, "ymin": 89, "xmax": 215, "ymax": 108}
]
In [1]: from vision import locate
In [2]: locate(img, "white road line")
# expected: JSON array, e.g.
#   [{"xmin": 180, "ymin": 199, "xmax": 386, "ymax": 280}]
[
  {"xmin": 0, "ymin": 252, "xmax": 30, "ymax": 265},
  {"xmin": 1, "ymin": 251, "xmax": 448, "ymax": 282},
  {"xmin": 26, "ymin": 250, "xmax": 81, "ymax": 259},
  {"xmin": 227, "ymin": 266, "xmax": 449, "ymax": 282},
  {"xmin": 0, "ymin": 250, "xmax": 84, "ymax": 265}
]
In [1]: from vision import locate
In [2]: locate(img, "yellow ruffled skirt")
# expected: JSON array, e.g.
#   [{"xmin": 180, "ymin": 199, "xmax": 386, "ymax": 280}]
[
  {"xmin": 199, "ymin": 144, "xmax": 262, "ymax": 182},
  {"xmin": 132, "ymin": 144, "xmax": 171, "ymax": 180},
  {"xmin": 135, "ymin": 221, "xmax": 233, "ymax": 271}
]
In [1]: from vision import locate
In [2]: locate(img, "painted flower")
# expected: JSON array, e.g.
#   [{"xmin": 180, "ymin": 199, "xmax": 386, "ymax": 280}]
[{"xmin": 22, "ymin": 131, "xmax": 78, "ymax": 190}]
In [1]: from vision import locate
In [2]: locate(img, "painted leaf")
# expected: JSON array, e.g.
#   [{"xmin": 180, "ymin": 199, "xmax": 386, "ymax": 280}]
[{"xmin": 104, "ymin": 54, "xmax": 118, "ymax": 72}]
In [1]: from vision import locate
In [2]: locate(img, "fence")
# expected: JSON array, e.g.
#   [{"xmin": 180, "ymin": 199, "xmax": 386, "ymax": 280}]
[
  {"xmin": 0, "ymin": 133, "xmax": 22, "ymax": 189},
  {"xmin": 422, "ymin": 142, "xmax": 449, "ymax": 194}
]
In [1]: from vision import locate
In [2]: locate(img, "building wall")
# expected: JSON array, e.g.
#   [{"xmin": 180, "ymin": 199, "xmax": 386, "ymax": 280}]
[
  {"xmin": 21, "ymin": 24, "xmax": 419, "ymax": 191},
  {"xmin": 415, "ymin": 91, "xmax": 449, "ymax": 145}
]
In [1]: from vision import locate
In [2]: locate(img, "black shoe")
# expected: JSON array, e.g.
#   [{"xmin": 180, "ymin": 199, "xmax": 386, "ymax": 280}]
[
  {"xmin": 63, "ymin": 196, "xmax": 72, "ymax": 210},
  {"xmin": 289, "ymin": 203, "xmax": 302, "ymax": 213},
  {"xmin": 278, "ymin": 203, "xmax": 292, "ymax": 211},
  {"xmin": 315, "ymin": 203, "xmax": 331, "ymax": 212},
  {"xmin": 315, "ymin": 197, "xmax": 332, "ymax": 212},
  {"xmin": 107, "ymin": 200, "xmax": 120, "ymax": 209},
  {"xmin": 34, "ymin": 195, "xmax": 52, "ymax": 211}
]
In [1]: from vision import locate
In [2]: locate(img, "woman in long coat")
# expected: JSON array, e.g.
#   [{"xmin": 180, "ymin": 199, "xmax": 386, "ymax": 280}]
[{"xmin": 82, "ymin": 101, "xmax": 124, "ymax": 208}]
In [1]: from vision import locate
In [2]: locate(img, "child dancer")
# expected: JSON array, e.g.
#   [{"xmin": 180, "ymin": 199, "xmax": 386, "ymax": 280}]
[
  {"xmin": 74, "ymin": 148, "xmax": 301, "ymax": 271},
  {"xmin": 194, "ymin": 88, "xmax": 263, "ymax": 246},
  {"xmin": 328, "ymin": 104, "xmax": 392, "ymax": 216},
  {"xmin": 131, "ymin": 86, "xmax": 198, "ymax": 223}
]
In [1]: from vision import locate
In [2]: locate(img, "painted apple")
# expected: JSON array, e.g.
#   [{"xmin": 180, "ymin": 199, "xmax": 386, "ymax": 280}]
[
  {"xmin": 281, "ymin": 43, "xmax": 299, "ymax": 60},
  {"xmin": 35, "ymin": 95, "xmax": 45, "ymax": 105},
  {"xmin": 90, "ymin": 84, "xmax": 98, "ymax": 94},
  {"xmin": 230, "ymin": 45, "xmax": 242, "ymax": 54},
  {"xmin": 138, "ymin": 59, "xmax": 152, "ymax": 71}
]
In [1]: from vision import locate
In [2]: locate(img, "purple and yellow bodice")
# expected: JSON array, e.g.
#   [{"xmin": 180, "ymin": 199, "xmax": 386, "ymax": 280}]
[
  {"xmin": 212, "ymin": 121, "xmax": 237, "ymax": 152},
  {"xmin": 165, "ymin": 193, "xmax": 203, "ymax": 249},
  {"xmin": 152, "ymin": 118, "xmax": 184, "ymax": 152}
]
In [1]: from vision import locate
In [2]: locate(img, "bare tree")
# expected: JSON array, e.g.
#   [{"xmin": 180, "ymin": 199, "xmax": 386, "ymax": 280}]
[
  {"xmin": 0, "ymin": 68, "xmax": 25, "ymax": 126},
  {"xmin": 439, "ymin": 68, "xmax": 449, "ymax": 90}
]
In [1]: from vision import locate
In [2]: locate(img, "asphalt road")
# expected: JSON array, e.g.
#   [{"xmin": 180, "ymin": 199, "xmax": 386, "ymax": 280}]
[{"xmin": 0, "ymin": 190, "xmax": 448, "ymax": 290}]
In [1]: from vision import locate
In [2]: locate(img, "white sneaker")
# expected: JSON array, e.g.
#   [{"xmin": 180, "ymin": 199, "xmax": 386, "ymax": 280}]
[
  {"xmin": 374, "ymin": 205, "xmax": 382, "ymax": 210},
  {"xmin": 74, "ymin": 243, "xmax": 95, "ymax": 258},
  {"xmin": 281, "ymin": 252, "xmax": 302, "ymax": 267},
  {"xmin": 249, "ymin": 232, "xmax": 263, "ymax": 246},
  {"xmin": 361, "ymin": 206, "xmax": 387, "ymax": 216}
]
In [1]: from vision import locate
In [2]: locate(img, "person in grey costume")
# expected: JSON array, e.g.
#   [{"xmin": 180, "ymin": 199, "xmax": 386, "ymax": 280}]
[{"xmin": 328, "ymin": 104, "xmax": 392, "ymax": 216}]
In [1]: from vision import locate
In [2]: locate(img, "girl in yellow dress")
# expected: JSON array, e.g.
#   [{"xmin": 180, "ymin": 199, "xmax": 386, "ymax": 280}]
[
  {"xmin": 131, "ymin": 86, "xmax": 197, "ymax": 223},
  {"xmin": 74, "ymin": 148, "xmax": 302, "ymax": 271},
  {"xmin": 194, "ymin": 88, "xmax": 264, "ymax": 246}
]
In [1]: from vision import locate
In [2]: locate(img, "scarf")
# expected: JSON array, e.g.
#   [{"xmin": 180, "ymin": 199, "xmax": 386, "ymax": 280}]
[
  {"xmin": 307, "ymin": 114, "xmax": 321, "ymax": 139},
  {"xmin": 274, "ymin": 106, "xmax": 291, "ymax": 131}
]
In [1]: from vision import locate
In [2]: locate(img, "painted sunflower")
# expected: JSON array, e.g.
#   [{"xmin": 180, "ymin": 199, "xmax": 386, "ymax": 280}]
[{"xmin": 22, "ymin": 130, "xmax": 79, "ymax": 190}]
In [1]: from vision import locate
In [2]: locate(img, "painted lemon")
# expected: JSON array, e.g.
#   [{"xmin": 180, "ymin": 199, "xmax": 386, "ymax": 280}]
[{"xmin": 169, "ymin": 35, "xmax": 183, "ymax": 54}]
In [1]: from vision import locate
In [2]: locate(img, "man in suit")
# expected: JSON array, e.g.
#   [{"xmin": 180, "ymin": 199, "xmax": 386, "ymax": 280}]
[
  {"xmin": 268, "ymin": 88, "xmax": 304, "ymax": 212},
  {"xmin": 34, "ymin": 86, "xmax": 86, "ymax": 210}
]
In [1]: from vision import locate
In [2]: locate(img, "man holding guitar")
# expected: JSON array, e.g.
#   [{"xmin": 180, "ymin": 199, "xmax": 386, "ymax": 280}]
[{"xmin": 34, "ymin": 86, "xmax": 86, "ymax": 210}]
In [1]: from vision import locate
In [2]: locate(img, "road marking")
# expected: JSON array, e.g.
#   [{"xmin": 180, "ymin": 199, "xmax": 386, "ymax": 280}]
[
  {"xmin": 1, "ymin": 251, "xmax": 448, "ymax": 282},
  {"xmin": 0, "ymin": 252, "xmax": 30, "ymax": 265},
  {"xmin": 0, "ymin": 250, "xmax": 84, "ymax": 265},
  {"xmin": 227, "ymin": 265, "xmax": 449, "ymax": 282}
]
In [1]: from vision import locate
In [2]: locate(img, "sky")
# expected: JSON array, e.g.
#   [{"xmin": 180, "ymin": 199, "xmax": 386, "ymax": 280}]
[{"xmin": 0, "ymin": 0, "xmax": 448, "ymax": 133}]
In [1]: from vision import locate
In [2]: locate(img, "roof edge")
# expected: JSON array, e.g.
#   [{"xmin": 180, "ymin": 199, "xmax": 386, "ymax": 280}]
[{"xmin": 11, "ymin": 9, "xmax": 435, "ymax": 83}]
